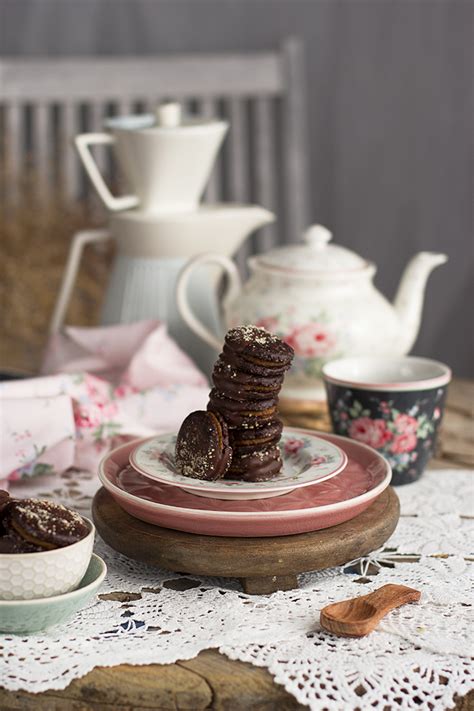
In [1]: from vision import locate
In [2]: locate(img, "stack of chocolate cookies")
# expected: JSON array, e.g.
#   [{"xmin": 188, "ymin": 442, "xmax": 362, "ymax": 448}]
[{"xmin": 207, "ymin": 325, "xmax": 294, "ymax": 481}]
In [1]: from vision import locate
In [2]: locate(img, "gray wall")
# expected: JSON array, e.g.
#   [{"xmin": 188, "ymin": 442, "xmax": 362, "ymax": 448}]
[{"xmin": 2, "ymin": 0, "xmax": 473, "ymax": 376}]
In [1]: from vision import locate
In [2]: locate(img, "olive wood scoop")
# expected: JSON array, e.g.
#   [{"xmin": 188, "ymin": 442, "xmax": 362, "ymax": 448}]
[{"xmin": 320, "ymin": 584, "xmax": 421, "ymax": 637}]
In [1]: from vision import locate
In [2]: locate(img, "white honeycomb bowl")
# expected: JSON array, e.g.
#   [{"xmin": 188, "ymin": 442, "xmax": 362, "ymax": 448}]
[{"xmin": 0, "ymin": 517, "xmax": 94, "ymax": 600}]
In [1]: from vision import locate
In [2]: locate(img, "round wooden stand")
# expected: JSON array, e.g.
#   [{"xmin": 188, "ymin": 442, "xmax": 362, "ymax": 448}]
[{"xmin": 93, "ymin": 487, "xmax": 399, "ymax": 595}]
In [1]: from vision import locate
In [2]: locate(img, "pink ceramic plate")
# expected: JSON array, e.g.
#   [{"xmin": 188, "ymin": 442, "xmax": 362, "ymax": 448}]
[{"xmin": 98, "ymin": 429, "xmax": 391, "ymax": 537}]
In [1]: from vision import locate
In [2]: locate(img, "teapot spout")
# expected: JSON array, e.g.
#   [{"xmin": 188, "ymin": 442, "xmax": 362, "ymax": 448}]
[{"xmin": 393, "ymin": 251, "xmax": 448, "ymax": 353}]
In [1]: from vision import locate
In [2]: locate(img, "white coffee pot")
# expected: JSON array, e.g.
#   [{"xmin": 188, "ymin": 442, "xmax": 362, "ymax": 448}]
[
  {"xmin": 52, "ymin": 104, "xmax": 275, "ymax": 375},
  {"xmin": 50, "ymin": 206, "xmax": 274, "ymax": 376},
  {"xmin": 176, "ymin": 224, "xmax": 448, "ymax": 398},
  {"xmin": 75, "ymin": 103, "xmax": 228, "ymax": 214}
]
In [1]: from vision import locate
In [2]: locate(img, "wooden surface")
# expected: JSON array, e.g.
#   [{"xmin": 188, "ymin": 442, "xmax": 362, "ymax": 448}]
[
  {"xmin": 320, "ymin": 583, "xmax": 421, "ymax": 638},
  {"xmin": 92, "ymin": 486, "xmax": 400, "ymax": 594},
  {"xmin": 1, "ymin": 379, "xmax": 472, "ymax": 711}
]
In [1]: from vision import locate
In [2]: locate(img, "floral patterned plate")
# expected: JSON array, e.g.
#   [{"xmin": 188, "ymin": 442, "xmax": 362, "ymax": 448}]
[{"xmin": 129, "ymin": 429, "xmax": 348, "ymax": 500}]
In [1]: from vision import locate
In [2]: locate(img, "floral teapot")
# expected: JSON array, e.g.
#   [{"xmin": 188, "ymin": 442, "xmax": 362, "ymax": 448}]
[{"xmin": 176, "ymin": 224, "xmax": 447, "ymax": 398}]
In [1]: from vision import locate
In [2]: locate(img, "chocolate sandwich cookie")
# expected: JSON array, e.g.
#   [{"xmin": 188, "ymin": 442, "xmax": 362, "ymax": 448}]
[
  {"xmin": 230, "ymin": 418, "xmax": 283, "ymax": 454},
  {"xmin": 0, "ymin": 490, "xmax": 11, "ymax": 535},
  {"xmin": 175, "ymin": 410, "xmax": 232, "ymax": 481},
  {"xmin": 208, "ymin": 389, "xmax": 278, "ymax": 428},
  {"xmin": 212, "ymin": 359, "xmax": 284, "ymax": 401},
  {"xmin": 222, "ymin": 344, "xmax": 289, "ymax": 377},
  {"xmin": 0, "ymin": 533, "xmax": 44, "ymax": 554},
  {"xmin": 3, "ymin": 499, "xmax": 90, "ymax": 551},
  {"xmin": 225, "ymin": 444, "xmax": 283, "ymax": 482},
  {"xmin": 223, "ymin": 326, "xmax": 294, "ymax": 375},
  {"xmin": 0, "ymin": 490, "xmax": 10, "ymax": 513}
]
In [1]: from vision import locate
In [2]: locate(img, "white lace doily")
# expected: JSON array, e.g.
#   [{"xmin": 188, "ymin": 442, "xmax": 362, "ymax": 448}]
[{"xmin": 1, "ymin": 469, "xmax": 473, "ymax": 711}]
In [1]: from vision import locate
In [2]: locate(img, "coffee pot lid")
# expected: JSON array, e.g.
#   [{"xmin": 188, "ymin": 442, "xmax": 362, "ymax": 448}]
[
  {"xmin": 256, "ymin": 224, "xmax": 368, "ymax": 273},
  {"xmin": 105, "ymin": 101, "xmax": 225, "ymax": 131}
]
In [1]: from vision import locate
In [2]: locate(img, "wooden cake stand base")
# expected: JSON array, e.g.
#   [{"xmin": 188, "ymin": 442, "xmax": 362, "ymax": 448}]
[{"xmin": 92, "ymin": 487, "xmax": 399, "ymax": 595}]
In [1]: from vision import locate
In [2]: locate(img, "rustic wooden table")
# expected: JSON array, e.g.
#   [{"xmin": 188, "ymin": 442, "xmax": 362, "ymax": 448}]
[{"xmin": 2, "ymin": 379, "xmax": 473, "ymax": 711}]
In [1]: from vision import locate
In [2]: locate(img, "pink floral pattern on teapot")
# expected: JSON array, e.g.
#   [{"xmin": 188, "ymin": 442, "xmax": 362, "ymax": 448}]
[{"xmin": 254, "ymin": 316, "xmax": 341, "ymax": 378}]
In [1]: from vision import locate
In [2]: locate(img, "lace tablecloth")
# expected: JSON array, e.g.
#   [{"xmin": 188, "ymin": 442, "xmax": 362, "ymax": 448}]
[{"xmin": 1, "ymin": 468, "xmax": 473, "ymax": 710}]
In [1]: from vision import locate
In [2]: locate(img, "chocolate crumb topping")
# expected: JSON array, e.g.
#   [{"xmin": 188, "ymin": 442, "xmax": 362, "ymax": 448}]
[{"xmin": 225, "ymin": 325, "xmax": 294, "ymax": 366}]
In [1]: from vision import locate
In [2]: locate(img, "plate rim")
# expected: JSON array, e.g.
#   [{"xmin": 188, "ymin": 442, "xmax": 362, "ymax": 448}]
[
  {"xmin": 128, "ymin": 429, "xmax": 348, "ymax": 494},
  {"xmin": 98, "ymin": 429, "xmax": 392, "ymax": 519}
]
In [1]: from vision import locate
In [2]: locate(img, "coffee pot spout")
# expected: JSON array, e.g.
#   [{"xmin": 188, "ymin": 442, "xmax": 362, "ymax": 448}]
[
  {"xmin": 393, "ymin": 251, "xmax": 448, "ymax": 353},
  {"xmin": 227, "ymin": 205, "xmax": 275, "ymax": 253},
  {"xmin": 175, "ymin": 205, "xmax": 274, "ymax": 352}
]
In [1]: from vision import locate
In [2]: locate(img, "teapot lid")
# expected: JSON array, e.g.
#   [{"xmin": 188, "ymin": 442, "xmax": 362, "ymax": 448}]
[{"xmin": 256, "ymin": 225, "xmax": 369, "ymax": 273}]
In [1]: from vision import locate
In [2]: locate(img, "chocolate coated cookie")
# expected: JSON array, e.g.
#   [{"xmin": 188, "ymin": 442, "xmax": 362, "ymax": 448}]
[
  {"xmin": 225, "ymin": 326, "xmax": 294, "ymax": 368},
  {"xmin": 226, "ymin": 444, "xmax": 283, "ymax": 482},
  {"xmin": 0, "ymin": 490, "xmax": 11, "ymax": 535},
  {"xmin": 230, "ymin": 418, "xmax": 283, "ymax": 454},
  {"xmin": 175, "ymin": 410, "xmax": 232, "ymax": 481},
  {"xmin": 212, "ymin": 361, "xmax": 283, "ymax": 401},
  {"xmin": 0, "ymin": 490, "xmax": 10, "ymax": 513},
  {"xmin": 213, "ymin": 357, "xmax": 284, "ymax": 387},
  {"xmin": 0, "ymin": 533, "xmax": 44, "ymax": 554},
  {"xmin": 208, "ymin": 389, "xmax": 277, "ymax": 427},
  {"xmin": 3, "ymin": 499, "xmax": 90, "ymax": 550},
  {"xmin": 222, "ymin": 344, "xmax": 290, "ymax": 377}
]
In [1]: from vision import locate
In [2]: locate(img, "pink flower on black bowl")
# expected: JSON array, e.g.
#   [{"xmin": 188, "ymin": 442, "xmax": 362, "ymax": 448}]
[
  {"xmin": 390, "ymin": 432, "xmax": 418, "ymax": 454},
  {"xmin": 322, "ymin": 356, "xmax": 451, "ymax": 485},
  {"xmin": 348, "ymin": 417, "xmax": 393, "ymax": 449}
]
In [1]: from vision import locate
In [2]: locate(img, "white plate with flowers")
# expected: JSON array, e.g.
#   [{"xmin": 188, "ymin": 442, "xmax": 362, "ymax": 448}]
[{"xmin": 129, "ymin": 428, "xmax": 348, "ymax": 500}]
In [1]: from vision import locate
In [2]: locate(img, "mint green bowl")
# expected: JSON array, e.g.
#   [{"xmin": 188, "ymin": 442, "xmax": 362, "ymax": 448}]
[{"xmin": 0, "ymin": 553, "xmax": 106, "ymax": 634}]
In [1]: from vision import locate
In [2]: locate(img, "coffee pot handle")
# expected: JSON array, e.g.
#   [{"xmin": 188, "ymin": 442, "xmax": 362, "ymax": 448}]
[
  {"xmin": 74, "ymin": 133, "xmax": 139, "ymax": 211},
  {"xmin": 49, "ymin": 229, "xmax": 111, "ymax": 334},
  {"xmin": 176, "ymin": 253, "xmax": 242, "ymax": 351}
]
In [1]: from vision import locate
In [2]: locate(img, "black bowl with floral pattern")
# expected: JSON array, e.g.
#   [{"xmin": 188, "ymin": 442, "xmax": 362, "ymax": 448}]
[{"xmin": 322, "ymin": 356, "xmax": 451, "ymax": 486}]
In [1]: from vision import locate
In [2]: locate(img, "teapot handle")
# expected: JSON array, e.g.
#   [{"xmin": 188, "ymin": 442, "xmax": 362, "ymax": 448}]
[
  {"xmin": 176, "ymin": 253, "xmax": 242, "ymax": 351},
  {"xmin": 74, "ymin": 133, "xmax": 139, "ymax": 212}
]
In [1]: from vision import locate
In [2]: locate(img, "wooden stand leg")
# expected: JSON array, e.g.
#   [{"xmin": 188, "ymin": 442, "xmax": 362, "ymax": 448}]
[{"xmin": 241, "ymin": 574, "xmax": 299, "ymax": 595}]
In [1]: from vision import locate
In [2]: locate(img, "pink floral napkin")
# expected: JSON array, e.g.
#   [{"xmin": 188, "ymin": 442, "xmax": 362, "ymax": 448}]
[{"xmin": 0, "ymin": 321, "xmax": 209, "ymax": 483}]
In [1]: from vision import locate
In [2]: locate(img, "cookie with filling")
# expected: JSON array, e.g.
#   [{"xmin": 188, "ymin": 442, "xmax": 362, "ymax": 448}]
[
  {"xmin": 225, "ymin": 444, "xmax": 283, "ymax": 482},
  {"xmin": 229, "ymin": 418, "xmax": 283, "ymax": 454},
  {"xmin": 212, "ymin": 359, "xmax": 283, "ymax": 401},
  {"xmin": 175, "ymin": 410, "xmax": 232, "ymax": 481},
  {"xmin": 0, "ymin": 490, "xmax": 11, "ymax": 535},
  {"xmin": 0, "ymin": 533, "xmax": 44, "ymax": 554},
  {"xmin": 208, "ymin": 389, "xmax": 277, "ymax": 428},
  {"xmin": 222, "ymin": 326, "xmax": 293, "ymax": 375},
  {"xmin": 2, "ymin": 499, "xmax": 90, "ymax": 550}
]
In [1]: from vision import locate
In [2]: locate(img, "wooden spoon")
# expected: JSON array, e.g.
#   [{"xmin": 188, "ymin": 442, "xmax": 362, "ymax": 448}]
[{"xmin": 320, "ymin": 583, "xmax": 421, "ymax": 637}]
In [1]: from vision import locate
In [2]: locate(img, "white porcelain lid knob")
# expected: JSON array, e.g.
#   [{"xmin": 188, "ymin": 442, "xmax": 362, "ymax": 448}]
[
  {"xmin": 304, "ymin": 224, "xmax": 332, "ymax": 250},
  {"xmin": 257, "ymin": 223, "xmax": 368, "ymax": 273},
  {"xmin": 156, "ymin": 102, "xmax": 182, "ymax": 127}
]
